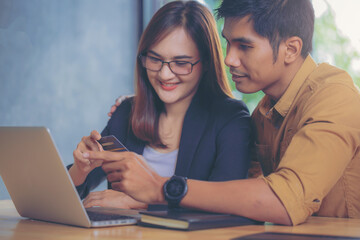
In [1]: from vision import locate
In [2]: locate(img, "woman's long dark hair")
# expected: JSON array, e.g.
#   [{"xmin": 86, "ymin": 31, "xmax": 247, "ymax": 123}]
[{"xmin": 131, "ymin": 0, "xmax": 232, "ymax": 147}]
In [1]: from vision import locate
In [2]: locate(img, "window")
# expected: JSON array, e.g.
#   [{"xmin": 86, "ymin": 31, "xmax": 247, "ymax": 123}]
[{"xmin": 313, "ymin": 0, "xmax": 360, "ymax": 88}]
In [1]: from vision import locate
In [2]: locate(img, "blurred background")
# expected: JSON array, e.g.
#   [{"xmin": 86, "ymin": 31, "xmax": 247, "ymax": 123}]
[{"xmin": 1, "ymin": 0, "xmax": 359, "ymax": 200}]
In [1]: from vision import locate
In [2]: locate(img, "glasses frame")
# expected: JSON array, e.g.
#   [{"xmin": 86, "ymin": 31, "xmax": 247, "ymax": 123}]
[{"xmin": 139, "ymin": 54, "xmax": 201, "ymax": 75}]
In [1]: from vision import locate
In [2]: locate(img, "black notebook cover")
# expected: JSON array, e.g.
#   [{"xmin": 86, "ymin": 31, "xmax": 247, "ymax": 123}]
[
  {"xmin": 140, "ymin": 208, "xmax": 261, "ymax": 231},
  {"xmin": 232, "ymin": 232, "xmax": 360, "ymax": 240}
]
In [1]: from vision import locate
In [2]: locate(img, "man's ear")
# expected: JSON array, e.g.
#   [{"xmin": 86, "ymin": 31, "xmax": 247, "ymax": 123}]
[{"xmin": 284, "ymin": 36, "xmax": 303, "ymax": 64}]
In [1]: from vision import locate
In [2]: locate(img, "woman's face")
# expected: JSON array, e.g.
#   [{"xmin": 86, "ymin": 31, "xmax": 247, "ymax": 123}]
[{"xmin": 146, "ymin": 27, "xmax": 203, "ymax": 109}]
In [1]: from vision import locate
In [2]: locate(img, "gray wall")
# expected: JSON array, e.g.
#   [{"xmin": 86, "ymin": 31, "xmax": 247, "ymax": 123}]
[{"xmin": 0, "ymin": 0, "xmax": 138, "ymax": 199}]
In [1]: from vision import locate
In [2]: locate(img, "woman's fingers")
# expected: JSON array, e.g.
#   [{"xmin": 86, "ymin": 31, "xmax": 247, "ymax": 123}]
[
  {"xmin": 73, "ymin": 148, "xmax": 90, "ymax": 165},
  {"xmin": 83, "ymin": 190, "xmax": 147, "ymax": 209},
  {"xmin": 81, "ymin": 136, "xmax": 95, "ymax": 150}
]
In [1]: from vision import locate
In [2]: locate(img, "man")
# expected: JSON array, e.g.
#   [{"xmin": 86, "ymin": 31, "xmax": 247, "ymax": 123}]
[{"xmin": 83, "ymin": 0, "xmax": 360, "ymax": 225}]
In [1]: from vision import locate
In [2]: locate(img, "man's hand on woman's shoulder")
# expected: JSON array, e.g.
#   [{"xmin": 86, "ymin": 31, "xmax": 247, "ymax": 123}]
[{"xmin": 107, "ymin": 95, "xmax": 134, "ymax": 117}]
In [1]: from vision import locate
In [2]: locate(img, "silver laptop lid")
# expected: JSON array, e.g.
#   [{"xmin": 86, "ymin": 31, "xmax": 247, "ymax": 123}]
[{"xmin": 0, "ymin": 127, "xmax": 92, "ymax": 227}]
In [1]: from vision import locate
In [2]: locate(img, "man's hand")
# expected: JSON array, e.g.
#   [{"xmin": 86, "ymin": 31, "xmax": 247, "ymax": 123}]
[
  {"xmin": 82, "ymin": 151, "xmax": 167, "ymax": 204},
  {"xmin": 107, "ymin": 95, "xmax": 134, "ymax": 117},
  {"xmin": 83, "ymin": 189, "xmax": 147, "ymax": 209}
]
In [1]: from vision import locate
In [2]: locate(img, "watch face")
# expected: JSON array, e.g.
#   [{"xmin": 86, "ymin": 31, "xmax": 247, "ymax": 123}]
[{"xmin": 166, "ymin": 178, "xmax": 185, "ymax": 198}]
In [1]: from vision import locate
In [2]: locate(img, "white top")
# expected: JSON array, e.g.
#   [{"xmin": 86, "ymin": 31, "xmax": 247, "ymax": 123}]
[{"xmin": 142, "ymin": 145, "xmax": 178, "ymax": 177}]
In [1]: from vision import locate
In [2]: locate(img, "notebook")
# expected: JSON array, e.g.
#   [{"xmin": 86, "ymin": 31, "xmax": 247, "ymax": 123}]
[
  {"xmin": 140, "ymin": 208, "xmax": 261, "ymax": 231},
  {"xmin": 0, "ymin": 126, "xmax": 138, "ymax": 228},
  {"xmin": 232, "ymin": 232, "xmax": 360, "ymax": 240}
]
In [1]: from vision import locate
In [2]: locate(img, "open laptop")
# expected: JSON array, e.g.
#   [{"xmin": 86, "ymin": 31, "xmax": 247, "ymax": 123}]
[{"xmin": 0, "ymin": 126, "xmax": 138, "ymax": 228}]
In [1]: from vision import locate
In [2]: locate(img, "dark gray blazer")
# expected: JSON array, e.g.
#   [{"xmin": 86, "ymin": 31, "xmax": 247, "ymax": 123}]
[{"xmin": 75, "ymin": 91, "xmax": 252, "ymax": 199}]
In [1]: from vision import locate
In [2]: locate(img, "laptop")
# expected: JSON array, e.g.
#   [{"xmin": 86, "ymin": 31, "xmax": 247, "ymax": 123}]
[{"xmin": 0, "ymin": 126, "xmax": 138, "ymax": 228}]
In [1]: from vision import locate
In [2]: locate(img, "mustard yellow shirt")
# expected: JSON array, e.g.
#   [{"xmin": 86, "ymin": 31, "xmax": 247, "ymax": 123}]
[{"xmin": 252, "ymin": 55, "xmax": 360, "ymax": 225}]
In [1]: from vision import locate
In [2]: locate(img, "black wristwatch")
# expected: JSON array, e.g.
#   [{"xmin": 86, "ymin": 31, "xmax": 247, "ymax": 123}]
[{"xmin": 163, "ymin": 175, "xmax": 188, "ymax": 208}]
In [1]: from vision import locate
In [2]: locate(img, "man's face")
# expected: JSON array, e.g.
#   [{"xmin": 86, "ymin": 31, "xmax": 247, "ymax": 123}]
[{"xmin": 222, "ymin": 16, "xmax": 287, "ymax": 99}]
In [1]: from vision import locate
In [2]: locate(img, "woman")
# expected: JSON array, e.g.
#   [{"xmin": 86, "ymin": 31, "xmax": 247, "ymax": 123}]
[{"xmin": 69, "ymin": 0, "xmax": 251, "ymax": 209}]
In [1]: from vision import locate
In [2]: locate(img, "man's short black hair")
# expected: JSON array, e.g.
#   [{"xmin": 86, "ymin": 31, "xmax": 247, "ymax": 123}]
[{"xmin": 216, "ymin": 0, "xmax": 314, "ymax": 61}]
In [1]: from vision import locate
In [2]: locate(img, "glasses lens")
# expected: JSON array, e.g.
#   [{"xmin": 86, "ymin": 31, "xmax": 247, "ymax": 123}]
[
  {"xmin": 169, "ymin": 62, "xmax": 192, "ymax": 75},
  {"xmin": 141, "ymin": 56, "xmax": 162, "ymax": 71}
]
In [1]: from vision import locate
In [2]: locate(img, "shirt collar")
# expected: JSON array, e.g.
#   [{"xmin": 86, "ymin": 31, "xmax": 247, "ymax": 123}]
[{"xmin": 259, "ymin": 55, "xmax": 317, "ymax": 119}]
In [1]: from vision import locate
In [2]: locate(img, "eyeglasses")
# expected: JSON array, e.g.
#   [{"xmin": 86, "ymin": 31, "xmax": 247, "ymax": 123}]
[{"xmin": 139, "ymin": 55, "xmax": 200, "ymax": 75}]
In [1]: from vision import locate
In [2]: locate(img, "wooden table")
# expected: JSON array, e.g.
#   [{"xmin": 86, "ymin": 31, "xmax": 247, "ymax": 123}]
[{"xmin": 1, "ymin": 199, "xmax": 360, "ymax": 240}]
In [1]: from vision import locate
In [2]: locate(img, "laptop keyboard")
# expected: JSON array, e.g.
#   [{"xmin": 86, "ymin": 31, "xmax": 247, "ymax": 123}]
[{"xmin": 86, "ymin": 210, "xmax": 135, "ymax": 221}]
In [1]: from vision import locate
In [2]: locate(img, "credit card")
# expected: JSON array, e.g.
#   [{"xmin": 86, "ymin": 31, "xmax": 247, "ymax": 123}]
[{"xmin": 97, "ymin": 135, "xmax": 129, "ymax": 152}]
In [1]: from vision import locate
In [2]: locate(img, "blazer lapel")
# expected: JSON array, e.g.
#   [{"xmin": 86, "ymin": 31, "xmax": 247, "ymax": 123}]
[{"xmin": 175, "ymin": 93, "xmax": 210, "ymax": 176}]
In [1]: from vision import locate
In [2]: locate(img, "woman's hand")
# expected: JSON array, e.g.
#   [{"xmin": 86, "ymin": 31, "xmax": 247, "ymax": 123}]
[
  {"xmin": 69, "ymin": 130, "xmax": 103, "ymax": 186},
  {"xmin": 82, "ymin": 151, "xmax": 168, "ymax": 204},
  {"xmin": 83, "ymin": 189, "xmax": 147, "ymax": 209}
]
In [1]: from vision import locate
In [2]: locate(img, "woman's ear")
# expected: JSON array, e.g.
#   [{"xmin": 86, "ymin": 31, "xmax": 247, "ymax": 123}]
[{"xmin": 284, "ymin": 36, "xmax": 303, "ymax": 64}]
